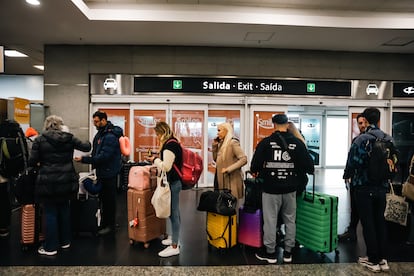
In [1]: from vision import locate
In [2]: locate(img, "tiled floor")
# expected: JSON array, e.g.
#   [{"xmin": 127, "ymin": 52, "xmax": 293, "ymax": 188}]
[{"xmin": 0, "ymin": 169, "xmax": 413, "ymax": 275}]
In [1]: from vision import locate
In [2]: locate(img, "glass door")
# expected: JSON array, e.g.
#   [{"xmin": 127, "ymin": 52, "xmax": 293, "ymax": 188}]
[{"xmin": 392, "ymin": 109, "xmax": 414, "ymax": 184}]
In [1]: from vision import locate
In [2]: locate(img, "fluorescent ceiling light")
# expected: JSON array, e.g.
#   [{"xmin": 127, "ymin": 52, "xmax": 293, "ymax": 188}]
[
  {"xmin": 4, "ymin": 50, "xmax": 28, "ymax": 57},
  {"xmin": 33, "ymin": 65, "xmax": 44, "ymax": 71},
  {"xmin": 26, "ymin": 0, "xmax": 40, "ymax": 6}
]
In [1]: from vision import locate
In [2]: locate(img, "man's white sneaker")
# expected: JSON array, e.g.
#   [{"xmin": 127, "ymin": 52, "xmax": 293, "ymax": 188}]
[
  {"xmin": 158, "ymin": 245, "xmax": 180, "ymax": 257},
  {"xmin": 362, "ymin": 261, "xmax": 381, "ymax": 273},
  {"xmin": 358, "ymin": 256, "xmax": 369, "ymax": 265},
  {"xmin": 161, "ymin": 236, "xmax": 172, "ymax": 246},
  {"xmin": 379, "ymin": 259, "xmax": 390, "ymax": 271}
]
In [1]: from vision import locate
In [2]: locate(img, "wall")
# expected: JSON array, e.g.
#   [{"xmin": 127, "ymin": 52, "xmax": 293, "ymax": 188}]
[
  {"xmin": 44, "ymin": 45, "xmax": 414, "ymax": 140},
  {"xmin": 0, "ymin": 75, "xmax": 43, "ymax": 101}
]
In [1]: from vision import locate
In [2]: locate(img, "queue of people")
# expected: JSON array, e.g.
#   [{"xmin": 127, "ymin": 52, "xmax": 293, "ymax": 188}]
[{"xmin": 1, "ymin": 109, "xmax": 413, "ymax": 271}]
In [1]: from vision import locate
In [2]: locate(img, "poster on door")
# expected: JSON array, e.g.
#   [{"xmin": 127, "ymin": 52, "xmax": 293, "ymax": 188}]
[
  {"xmin": 207, "ymin": 110, "xmax": 241, "ymax": 182},
  {"xmin": 133, "ymin": 109, "xmax": 166, "ymax": 162},
  {"xmin": 99, "ymin": 109, "xmax": 130, "ymax": 138},
  {"xmin": 253, "ymin": 111, "xmax": 283, "ymax": 150},
  {"xmin": 172, "ymin": 110, "xmax": 204, "ymax": 151}
]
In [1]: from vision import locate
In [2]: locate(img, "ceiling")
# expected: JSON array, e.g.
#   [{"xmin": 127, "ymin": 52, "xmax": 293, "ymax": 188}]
[{"xmin": 1, "ymin": 0, "xmax": 414, "ymax": 75}]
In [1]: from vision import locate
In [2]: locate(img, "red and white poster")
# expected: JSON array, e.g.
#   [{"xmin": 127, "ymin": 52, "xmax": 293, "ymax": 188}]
[
  {"xmin": 133, "ymin": 109, "xmax": 166, "ymax": 162},
  {"xmin": 99, "ymin": 108, "xmax": 130, "ymax": 137},
  {"xmin": 206, "ymin": 110, "xmax": 241, "ymax": 180},
  {"xmin": 253, "ymin": 111, "xmax": 283, "ymax": 150}
]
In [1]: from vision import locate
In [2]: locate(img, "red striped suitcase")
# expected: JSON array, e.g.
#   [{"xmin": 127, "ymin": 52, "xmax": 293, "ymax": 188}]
[
  {"xmin": 238, "ymin": 205, "xmax": 263, "ymax": 248},
  {"xmin": 21, "ymin": 204, "xmax": 45, "ymax": 250}
]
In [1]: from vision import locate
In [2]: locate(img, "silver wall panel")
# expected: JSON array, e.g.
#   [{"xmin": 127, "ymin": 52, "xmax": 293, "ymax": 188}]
[{"xmin": 90, "ymin": 74, "xmax": 133, "ymax": 95}]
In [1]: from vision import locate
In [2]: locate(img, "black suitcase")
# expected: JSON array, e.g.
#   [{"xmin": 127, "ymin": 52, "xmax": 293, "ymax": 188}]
[{"xmin": 71, "ymin": 194, "xmax": 101, "ymax": 235}]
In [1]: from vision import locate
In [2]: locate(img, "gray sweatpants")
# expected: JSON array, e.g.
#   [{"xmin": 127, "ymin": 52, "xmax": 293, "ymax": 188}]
[{"xmin": 262, "ymin": 191, "xmax": 296, "ymax": 253}]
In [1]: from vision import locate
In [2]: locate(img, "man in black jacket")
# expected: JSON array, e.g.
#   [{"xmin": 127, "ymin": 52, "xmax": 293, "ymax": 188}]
[
  {"xmin": 251, "ymin": 114, "xmax": 314, "ymax": 264},
  {"xmin": 75, "ymin": 111, "xmax": 122, "ymax": 236}
]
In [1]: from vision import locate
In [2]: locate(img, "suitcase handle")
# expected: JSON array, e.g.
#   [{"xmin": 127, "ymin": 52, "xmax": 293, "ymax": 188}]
[{"xmin": 302, "ymin": 174, "xmax": 315, "ymax": 203}]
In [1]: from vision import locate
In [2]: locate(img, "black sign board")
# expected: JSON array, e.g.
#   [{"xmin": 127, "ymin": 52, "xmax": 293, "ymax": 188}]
[
  {"xmin": 133, "ymin": 76, "xmax": 351, "ymax": 96},
  {"xmin": 393, "ymin": 82, "xmax": 414, "ymax": 98}
]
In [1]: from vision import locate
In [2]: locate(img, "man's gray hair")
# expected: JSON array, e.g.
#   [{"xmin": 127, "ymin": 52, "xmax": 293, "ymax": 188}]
[{"xmin": 43, "ymin": 115, "xmax": 64, "ymax": 131}]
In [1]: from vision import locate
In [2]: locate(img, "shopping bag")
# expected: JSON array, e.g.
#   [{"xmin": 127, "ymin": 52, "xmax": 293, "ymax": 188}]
[
  {"xmin": 384, "ymin": 184, "xmax": 409, "ymax": 226},
  {"xmin": 402, "ymin": 175, "xmax": 414, "ymax": 201},
  {"xmin": 151, "ymin": 171, "xmax": 171, "ymax": 218}
]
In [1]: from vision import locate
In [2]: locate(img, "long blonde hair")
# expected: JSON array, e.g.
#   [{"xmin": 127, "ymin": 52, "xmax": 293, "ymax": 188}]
[
  {"xmin": 287, "ymin": 121, "xmax": 306, "ymax": 146},
  {"xmin": 154, "ymin": 121, "xmax": 177, "ymax": 151},
  {"xmin": 218, "ymin": 122, "xmax": 235, "ymax": 156}
]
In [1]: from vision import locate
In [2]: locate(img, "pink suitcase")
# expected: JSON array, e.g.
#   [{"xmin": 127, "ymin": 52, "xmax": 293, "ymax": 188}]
[
  {"xmin": 128, "ymin": 165, "xmax": 157, "ymax": 191},
  {"xmin": 238, "ymin": 205, "xmax": 263, "ymax": 248}
]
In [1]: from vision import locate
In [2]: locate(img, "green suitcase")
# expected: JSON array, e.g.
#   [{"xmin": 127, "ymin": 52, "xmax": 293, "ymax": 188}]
[{"xmin": 296, "ymin": 177, "xmax": 339, "ymax": 255}]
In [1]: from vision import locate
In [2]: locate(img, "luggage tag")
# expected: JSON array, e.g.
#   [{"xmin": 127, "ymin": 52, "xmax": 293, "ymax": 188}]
[{"xmin": 129, "ymin": 217, "xmax": 138, "ymax": 228}]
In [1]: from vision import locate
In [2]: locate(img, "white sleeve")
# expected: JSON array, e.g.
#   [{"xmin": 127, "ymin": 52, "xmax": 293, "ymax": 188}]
[{"xmin": 153, "ymin": 149, "xmax": 176, "ymax": 172}]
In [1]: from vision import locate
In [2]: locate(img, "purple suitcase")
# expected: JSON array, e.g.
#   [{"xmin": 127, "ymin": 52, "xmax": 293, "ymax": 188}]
[{"xmin": 238, "ymin": 205, "xmax": 263, "ymax": 248}]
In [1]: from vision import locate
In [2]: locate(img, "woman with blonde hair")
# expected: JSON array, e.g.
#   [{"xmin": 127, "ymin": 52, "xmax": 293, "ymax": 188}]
[
  {"xmin": 147, "ymin": 121, "xmax": 183, "ymax": 258},
  {"xmin": 287, "ymin": 121, "xmax": 309, "ymax": 195},
  {"xmin": 212, "ymin": 122, "xmax": 247, "ymax": 199}
]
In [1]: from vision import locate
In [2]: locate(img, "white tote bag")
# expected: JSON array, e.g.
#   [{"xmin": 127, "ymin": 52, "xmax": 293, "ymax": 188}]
[{"xmin": 151, "ymin": 170, "xmax": 171, "ymax": 218}]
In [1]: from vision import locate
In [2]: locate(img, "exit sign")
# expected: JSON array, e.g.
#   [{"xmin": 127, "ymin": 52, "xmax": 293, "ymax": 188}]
[
  {"xmin": 307, "ymin": 83, "xmax": 316, "ymax": 93},
  {"xmin": 173, "ymin": 80, "xmax": 182, "ymax": 89}
]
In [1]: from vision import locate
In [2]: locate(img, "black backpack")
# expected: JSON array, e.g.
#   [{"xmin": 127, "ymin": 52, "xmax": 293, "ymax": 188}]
[
  {"xmin": 0, "ymin": 120, "xmax": 29, "ymax": 178},
  {"xmin": 366, "ymin": 132, "xmax": 398, "ymax": 184}
]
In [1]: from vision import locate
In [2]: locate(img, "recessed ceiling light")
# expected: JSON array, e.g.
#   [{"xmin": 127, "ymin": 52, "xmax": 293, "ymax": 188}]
[
  {"xmin": 4, "ymin": 50, "xmax": 28, "ymax": 57},
  {"xmin": 26, "ymin": 0, "xmax": 40, "ymax": 6},
  {"xmin": 33, "ymin": 65, "xmax": 44, "ymax": 71}
]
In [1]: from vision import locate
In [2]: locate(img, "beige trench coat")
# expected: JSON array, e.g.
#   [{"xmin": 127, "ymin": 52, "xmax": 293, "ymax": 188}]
[{"xmin": 212, "ymin": 138, "xmax": 247, "ymax": 199}]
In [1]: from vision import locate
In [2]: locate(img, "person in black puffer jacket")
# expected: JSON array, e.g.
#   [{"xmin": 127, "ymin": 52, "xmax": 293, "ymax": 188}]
[{"xmin": 29, "ymin": 115, "xmax": 91, "ymax": 256}]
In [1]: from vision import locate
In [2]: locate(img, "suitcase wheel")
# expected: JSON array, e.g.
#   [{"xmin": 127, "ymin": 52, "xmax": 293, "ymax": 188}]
[{"xmin": 129, "ymin": 239, "xmax": 135, "ymax": 246}]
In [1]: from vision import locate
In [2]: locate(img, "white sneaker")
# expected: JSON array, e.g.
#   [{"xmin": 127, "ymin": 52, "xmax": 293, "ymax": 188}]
[
  {"xmin": 379, "ymin": 259, "xmax": 390, "ymax": 271},
  {"xmin": 358, "ymin": 256, "xmax": 369, "ymax": 265},
  {"xmin": 362, "ymin": 261, "xmax": 381, "ymax": 273},
  {"xmin": 161, "ymin": 236, "xmax": 172, "ymax": 246},
  {"xmin": 158, "ymin": 245, "xmax": 180, "ymax": 257}
]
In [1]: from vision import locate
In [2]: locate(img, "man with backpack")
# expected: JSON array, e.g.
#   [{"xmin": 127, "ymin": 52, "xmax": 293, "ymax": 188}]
[
  {"xmin": 344, "ymin": 107, "xmax": 398, "ymax": 273},
  {"xmin": 0, "ymin": 119, "xmax": 28, "ymax": 237}
]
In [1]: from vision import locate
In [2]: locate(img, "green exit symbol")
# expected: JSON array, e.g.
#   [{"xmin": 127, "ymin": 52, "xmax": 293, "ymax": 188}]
[
  {"xmin": 173, "ymin": 80, "xmax": 182, "ymax": 90},
  {"xmin": 307, "ymin": 83, "xmax": 316, "ymax": 93}
]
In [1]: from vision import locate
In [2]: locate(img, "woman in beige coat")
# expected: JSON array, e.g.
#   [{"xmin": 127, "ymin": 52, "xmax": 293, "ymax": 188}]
[{"xmin": 212, "ymin": 122, "xmax": 247, "ymax": 199}]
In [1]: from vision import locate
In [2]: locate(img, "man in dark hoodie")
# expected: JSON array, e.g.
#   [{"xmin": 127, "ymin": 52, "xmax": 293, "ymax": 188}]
[
  {"xmin": 250, "ymin": 114, "xmax": 314, "ymax": 264},
  {"xmin": 344, "ymin": 107, "xmax": 398, "ymax": 273},
  {"xmin": 75, "ymin": 111, "xmax": 122, "ymax": 236},
  {"xmin": 29, "ymin": 115, "xmax": 91, "ymax": 256}
]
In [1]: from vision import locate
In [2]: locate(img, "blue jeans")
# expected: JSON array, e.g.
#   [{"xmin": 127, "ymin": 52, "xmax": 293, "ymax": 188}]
[
  {"xmin": 355, "ymin": 185, "xmax": 387, "ymax": 264},
  {"xmin": 43, "ymin": 201, "xmax": 71, "ymax": 252},
  {"xmin": 169, "ymin": 180, "xmax": 182, "ymax": 245}
]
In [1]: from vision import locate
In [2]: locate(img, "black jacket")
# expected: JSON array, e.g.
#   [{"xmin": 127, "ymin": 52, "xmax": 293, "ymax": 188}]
[
  {"xmin": 250, "ymin": 131, "xmax": 314, "ymax": 194},
  {"xmin": 29, "ymin": 130, "xmax": 91, "ymax": 203},
  {"xmin": 81, "ymin": 121, "xmax": 122, "ymax": 179}
]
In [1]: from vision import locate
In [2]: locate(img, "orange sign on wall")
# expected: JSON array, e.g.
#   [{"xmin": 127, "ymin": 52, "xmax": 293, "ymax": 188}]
[{"xmin": 12, "ymin": 97, "xmax": 30, "ymax": 125}]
